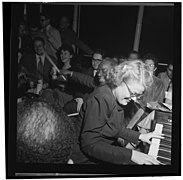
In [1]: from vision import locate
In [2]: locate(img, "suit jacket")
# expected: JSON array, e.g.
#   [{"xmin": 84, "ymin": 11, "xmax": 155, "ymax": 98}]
[
  {"xmin": 71, "ymin": 85, "xmax": 140, "ymax": 164},
  {"xmin": 71, "ymin": 67, "xmax": 96, "ymax": 100},
  {"xmin": 71, "ymin": 71, "xmax": 99, "ymax": 89},
  {"xmin": 157, "ymin": 71, "xmax": 171, "ymax": 91},
  {"xmin": 20, "ymin": 53, "xmax": 56, "ymax": 84},
  {"xmin": 138, "ymin": 75, "xmax": 165, "ymax": 106}
]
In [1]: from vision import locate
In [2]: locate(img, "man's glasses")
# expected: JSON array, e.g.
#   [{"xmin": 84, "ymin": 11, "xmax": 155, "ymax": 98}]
[
  {"xmin": 145, "ymin": 63, "xmax": 155, "ymax": 67},
  {"xmin": 123, "ymin": 81, "xmax": 143, "ymax": 100}
]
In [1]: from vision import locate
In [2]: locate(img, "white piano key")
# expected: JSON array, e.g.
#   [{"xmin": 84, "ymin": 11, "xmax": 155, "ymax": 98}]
[{"xmin": 148, "ymin": 124, "xmax": 163, "ymax": 157}]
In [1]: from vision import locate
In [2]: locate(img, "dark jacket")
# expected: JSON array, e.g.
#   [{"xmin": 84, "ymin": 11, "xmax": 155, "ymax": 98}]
[
  {"xmin": 71, "ymin": 85, "xmax": 140, "ymax": 164},
  {"xmin": 139, "ymin": 75, "xmax": 165, "ymax": 107},
  {"xmin": 19, "ymin": 53, "xmax": 56, "ymax": 84},
  {"xmin": 71, "ymin": 71, "xmax": 100, "ymax": 89}
]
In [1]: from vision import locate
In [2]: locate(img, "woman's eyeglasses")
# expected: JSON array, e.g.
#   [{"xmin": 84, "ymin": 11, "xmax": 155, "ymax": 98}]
[{"xmin": 123, "ymin": 81, "xmax": 143, "ymax": 100}]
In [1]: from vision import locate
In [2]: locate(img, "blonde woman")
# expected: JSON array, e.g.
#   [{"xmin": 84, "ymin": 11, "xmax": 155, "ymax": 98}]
[{"xmin": 71, "ymin": 60, "xmax": 163, "ymax": 165}]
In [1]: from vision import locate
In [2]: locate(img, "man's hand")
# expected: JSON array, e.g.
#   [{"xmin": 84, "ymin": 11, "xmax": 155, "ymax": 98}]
[
  {"xmin": 131, "ymin": 150, "xmax": 161, "ymax": 165},
  {"xmin": 139, "ymin": 131, "xmax": 164, "ymax": 144}
]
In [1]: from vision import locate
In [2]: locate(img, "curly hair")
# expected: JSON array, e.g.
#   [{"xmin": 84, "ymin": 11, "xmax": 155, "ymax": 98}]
[
  {"xmin": 143, "ymin": 53, "xmax": 158, "ymax": 68},
  {"xmin": 17, "ymin": 99, "xmax": 75, "ymax": 163},
  {"xmin": 106, "ymin": 60, "xmax": 153, "ymax": 89}
]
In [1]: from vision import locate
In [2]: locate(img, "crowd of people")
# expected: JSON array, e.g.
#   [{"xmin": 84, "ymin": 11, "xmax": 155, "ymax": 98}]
[{"xmin": 17, "ymin": 13, "xmax": 173, "ymax": 165}]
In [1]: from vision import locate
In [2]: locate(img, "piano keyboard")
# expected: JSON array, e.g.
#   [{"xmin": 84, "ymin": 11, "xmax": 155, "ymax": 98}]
[{"xmin": 148, "ymin": 123, "xmax": 172, "ymax": 165}]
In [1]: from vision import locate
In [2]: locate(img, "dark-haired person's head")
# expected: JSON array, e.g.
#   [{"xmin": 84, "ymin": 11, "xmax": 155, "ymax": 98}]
[
  {"xmin": 33, "ymin": 37, "xmax": 45, "ymax": 56},
  {"xmin": 143, "ymin": 53, "xmax": 158, "ymax": 75},
  {"xmin": 18, "ymin": 20, "xmax": 27, "ymax": 37},
  {"xmin": 59, "ymin": 16, "xmax": 70, "ymax": 30},
  {"xmin": 17, "ymin": 99, "xmax": 75, "ymax": 163},
  {"xmin": 40, "ymin": 13, "xmax": 50, "ymax": 29},
  {"xmin": 97, "ymin": 58, "xmax": 118, "ymax": 85},
  {"xmin": 92, "ymin": 49, "xmax": 105, "ymax": 70},
  {"xmin": 128, "ymin": 51, "xmax": 140, "ymax": 61},
  {"xmin": 57, "ymin": 44, "xmax": 74, "ymax": 67}
]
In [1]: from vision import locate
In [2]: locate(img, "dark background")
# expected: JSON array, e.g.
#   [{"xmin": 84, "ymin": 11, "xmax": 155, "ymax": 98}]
[{"xmin": 15, "ymin": 2, "xmax": 174, "ymax": 63}]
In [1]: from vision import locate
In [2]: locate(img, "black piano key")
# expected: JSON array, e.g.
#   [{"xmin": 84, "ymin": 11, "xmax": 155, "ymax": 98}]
[
  {"xmin": 163, "ymin": 123, "xmax": 172, "ymax": 128},
  {"xmin": 157, "ymin": 157, "xmax": 171, "ymax": 165},
  {"xmin": 163, "ymin": 127, "xmax": 172, "ymax": 133},
  {"xmin": 163, "ymin": 133, "xmax": 171, "ymax": 139},
  {"xmin": 159, "ymin": 144, "xmax": 171, "ymax": 152},
  {"xmin": 162, "ymin": 127, "xmax": 172, "ymax": 133},
  {"xmin": 163, "ymin": 136, "xmax": 171, "ymax": 143},
  {"xmin": 158, "ymin": 150, "xmax": 171, "ymax": 159},
  {"xmin": 160, "ymin": 139, "xmax": 171, "ymax": 147},
  {"xmin": 161, "ymin": 137, "xmax": 171, "ymax": 144}
]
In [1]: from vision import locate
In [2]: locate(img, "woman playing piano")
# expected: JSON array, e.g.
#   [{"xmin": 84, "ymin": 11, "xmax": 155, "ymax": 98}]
[{"xmin": 71, "ymin": 60, "xmax": 164, "ymax": 165}]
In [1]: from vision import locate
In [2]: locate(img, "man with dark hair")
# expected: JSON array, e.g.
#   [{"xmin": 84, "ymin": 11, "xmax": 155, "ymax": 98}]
[
  {"xmin": 59, "ymin": 16, "xmax": 93, "ymax": 55},
  {"xmin": 17, "ymin": 99, "xmax": 75, "ymax": 163},
  {"xmin": 138, "ymin": 53, "xmax": 165, "ymax": 107},
  {"xmin": 143, "ymin": 53, "xmax": 158, "ymax": 73},
  {"xmin": 18, "ymin": 36, "xmax": 57, "ymax": 96},
  {"xmin": 38, "ymin": 13, "xmax": 61, "ymax": 58}
]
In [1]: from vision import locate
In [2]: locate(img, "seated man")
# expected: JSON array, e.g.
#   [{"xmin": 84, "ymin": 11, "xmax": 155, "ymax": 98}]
[
  {"xmin": 138, "ymin": 53, "xmax": 165, "ymax": 107},
  {"xmin": 157, "ymin": 63, "xmax": 173, "ymax": 105},
  {"xmin": 61, "ymin": 58, "xmax": 118, "ymax": 114},
  {"xmin": 17, "ymin": 99, "xmax": 75, "ymax": 163},
  {"xmin": 19, "ymin": 37, "xmax": 57, "ymax": 96}
]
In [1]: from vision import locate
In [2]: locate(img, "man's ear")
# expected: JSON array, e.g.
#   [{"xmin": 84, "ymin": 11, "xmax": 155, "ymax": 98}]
[{"xmin": 154, "ymin": 67, "xmax": 157, "ymax": 71}]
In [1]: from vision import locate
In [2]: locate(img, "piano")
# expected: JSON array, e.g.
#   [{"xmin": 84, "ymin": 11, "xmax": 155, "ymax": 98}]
[{"xmin": 147, "ymin": 110, "xmax": 172, "ymax": 165}]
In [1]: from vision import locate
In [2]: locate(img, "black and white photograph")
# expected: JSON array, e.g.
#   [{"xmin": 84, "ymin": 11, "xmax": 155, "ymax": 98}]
[{"xmin": 2, "ymin": 1, "xmax": 181, "ymax": 179}]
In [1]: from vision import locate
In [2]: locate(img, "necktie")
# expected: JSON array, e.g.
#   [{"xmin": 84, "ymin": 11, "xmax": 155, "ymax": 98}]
[{"xmin": 38, "ymin": 57, "xmax": 44, "ymax": 79}]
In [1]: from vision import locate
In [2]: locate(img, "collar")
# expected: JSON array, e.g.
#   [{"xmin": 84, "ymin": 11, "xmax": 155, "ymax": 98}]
[{"xmin": 36, "ymin": 54, "xmax": 46, "ymax": 64}]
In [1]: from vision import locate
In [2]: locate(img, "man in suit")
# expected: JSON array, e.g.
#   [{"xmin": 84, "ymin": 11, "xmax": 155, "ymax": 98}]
[
  {"xmin": 138, "ymin": 53, "xmax": 165, "ymax": 107},
  {"xmin": 19, "ymin": 37, "xmax": 57, "ymax": 95},
  {"xmin": 72, "ymin": 49, "xmax": 105, "ymax": 110}
]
